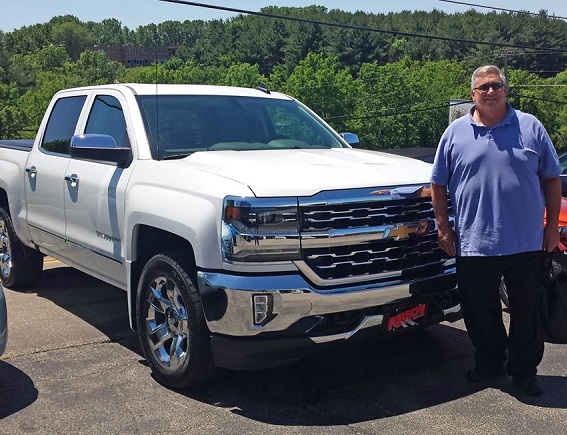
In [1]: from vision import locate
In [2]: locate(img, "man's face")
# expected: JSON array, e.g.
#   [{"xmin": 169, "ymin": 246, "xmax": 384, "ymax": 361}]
[{"xmin": 470, "ymin": 72, "xmax": 507, "ymax": 110}]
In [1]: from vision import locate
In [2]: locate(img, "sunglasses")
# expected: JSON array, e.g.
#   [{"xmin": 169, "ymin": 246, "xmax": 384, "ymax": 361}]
[{"xmin": 473, "ymin": 82, "xmax": 505, "ymax": 92}]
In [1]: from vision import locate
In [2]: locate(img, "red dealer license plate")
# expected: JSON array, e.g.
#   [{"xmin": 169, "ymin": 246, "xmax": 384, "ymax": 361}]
[{"xmin": 386, "ymin": 303, "xmax": 427, "ymax": 332}]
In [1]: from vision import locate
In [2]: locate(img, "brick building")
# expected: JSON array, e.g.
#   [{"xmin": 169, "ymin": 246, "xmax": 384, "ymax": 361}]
[{"xmin": 93, "ymin": 46, "xmax": 171, "ymax": 67}]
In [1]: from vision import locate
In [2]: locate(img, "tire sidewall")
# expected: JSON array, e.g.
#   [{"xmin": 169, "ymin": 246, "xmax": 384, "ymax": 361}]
[
  {"xmin": 136, "ymin": 252, "xmax": 207, "ymax": 388},
  {"xmin": 0, "ymin": 207, "xmax": 25, "ymax": 288}
]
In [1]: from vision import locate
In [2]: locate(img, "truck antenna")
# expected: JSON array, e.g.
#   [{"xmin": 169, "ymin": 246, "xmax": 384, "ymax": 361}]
[{"xmin": 256, "ymin": 82, "xmax": 270, "ymax": 94}]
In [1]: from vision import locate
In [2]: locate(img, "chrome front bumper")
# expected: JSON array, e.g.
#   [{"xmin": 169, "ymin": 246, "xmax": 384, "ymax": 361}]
[{"xmin": 197, "ymin": 268, "xmax": 459, "ymax": 341}]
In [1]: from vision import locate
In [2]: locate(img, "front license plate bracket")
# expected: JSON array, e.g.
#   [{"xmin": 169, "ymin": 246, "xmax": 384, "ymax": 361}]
[{"xmin": 386, "ymin": 303, "xmax": 427, "ymax": 332}]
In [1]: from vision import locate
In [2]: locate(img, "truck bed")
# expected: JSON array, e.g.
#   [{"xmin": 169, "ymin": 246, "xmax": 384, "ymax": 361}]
[{"xmin": 0, "ymin": 140, "xmax": 34, "ymax": 151}]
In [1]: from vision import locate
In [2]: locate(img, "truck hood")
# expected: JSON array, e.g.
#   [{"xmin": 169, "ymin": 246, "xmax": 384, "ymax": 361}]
[{"xmin": 184, "ymin": 148, "xmax": 434, "ymax": 197}]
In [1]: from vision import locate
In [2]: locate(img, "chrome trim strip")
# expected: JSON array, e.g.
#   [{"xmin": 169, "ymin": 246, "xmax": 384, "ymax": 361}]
[
  {"xmin": 300, "ymin": 220, "xmax": 436, "ymax": 248},
  {"xmin": 443, "ymin": 303, "xmax": 461, "ymax": 316},
  {"xmin": 298, "ymin": 183, "xmax": 432, "ymax": 206},
  {"xmin": 28, "ymin": 225, "xmax": 123, "ymax": 264},
  {"xmin": 310, "ymin": 315, "xmax": 384, "ymax": 344},
  {"xmin": 295, "ymin": 259, "xmax": 456, "ymax": 287}
]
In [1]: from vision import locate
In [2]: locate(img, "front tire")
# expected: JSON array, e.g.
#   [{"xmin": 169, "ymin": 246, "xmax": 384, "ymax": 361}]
[
  {"xmin": 0, "ymin": 206, "xmax": 43, "ymax": 289},
  {"xmin": 136, "ymin": 252, "xmax": 218, "ymax": 388}
]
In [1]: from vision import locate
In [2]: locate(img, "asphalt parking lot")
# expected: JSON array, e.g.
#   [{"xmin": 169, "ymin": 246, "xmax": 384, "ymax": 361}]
[{"xmin": 1, "ymin": 260, "xmax": 567, "ymax": 434}]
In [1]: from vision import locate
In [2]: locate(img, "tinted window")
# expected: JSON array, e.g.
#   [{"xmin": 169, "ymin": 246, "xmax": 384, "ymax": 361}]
[
  {"xmin": 41, "ymin": 95, "xmax": 87, "ymax": 154},
  {"xmin": 136, "ymin": 95, "xmax": 345, "ymax": 160},
  {"xmin": 85, "ymin": 95, "xmax": 130, "ymax": 147}
]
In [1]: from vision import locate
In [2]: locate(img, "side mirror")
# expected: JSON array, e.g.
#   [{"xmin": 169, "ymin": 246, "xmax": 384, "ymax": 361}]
[
  {"xmin": 70, "ymin": 134, "xmax": 132, "ymax": 167},
  {"xmin": 340, "ymin": 132, "xmax": 360, "ymax": 148}
]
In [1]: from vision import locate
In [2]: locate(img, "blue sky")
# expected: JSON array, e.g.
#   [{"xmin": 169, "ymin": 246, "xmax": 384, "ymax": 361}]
[{"xmin": 2, "ymin": 0, "xmax": 566, "ymax": 32}]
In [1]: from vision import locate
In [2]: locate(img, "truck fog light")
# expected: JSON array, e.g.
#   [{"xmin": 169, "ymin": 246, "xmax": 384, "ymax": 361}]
[{"xmin": 253, "ymin": 294, "xmax": 273, "ymax": 325}]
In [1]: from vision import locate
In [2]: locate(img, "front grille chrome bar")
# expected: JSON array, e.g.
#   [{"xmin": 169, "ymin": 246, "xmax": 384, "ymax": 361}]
[{"xmin": 297, "ymin": 184, "xmax": 453, "ymax": 284}]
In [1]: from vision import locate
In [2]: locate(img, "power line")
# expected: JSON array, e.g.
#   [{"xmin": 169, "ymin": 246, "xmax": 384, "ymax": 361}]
[
  {"xmin": 326, "ymin": 89, "xmax": 567, "ymax": 123},
  {"xmin": 326, "ymin": 100, "xmax": 469, "ymax": 122},
  {"xmin": 514, "ymin": 84, "xmax": 567, "ymax": 87},
  {"xmin": 509, "ymin": 92, "xmax": 567, "ymax": 106},
  {"xmin": 439, "ymin": 0, "xmax": 567, "ymax": 20},
  {"xmin": 159, "ymin": 0, "xmax": 564, "ymax": 52},
  {"xmin": 155, "ymin": 2, "xmax": 567, "ymax": 128}
]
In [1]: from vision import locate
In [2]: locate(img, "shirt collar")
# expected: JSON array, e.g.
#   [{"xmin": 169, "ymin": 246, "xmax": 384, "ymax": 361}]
[{"xmin": 468, "ymin": 102, "xmax": 517, "ymax": 128}]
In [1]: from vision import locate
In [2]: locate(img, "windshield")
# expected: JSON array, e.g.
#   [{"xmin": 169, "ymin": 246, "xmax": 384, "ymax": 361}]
[{"xmin": 136, "ymin": 95, "xmax": 346, "ymax": 160}]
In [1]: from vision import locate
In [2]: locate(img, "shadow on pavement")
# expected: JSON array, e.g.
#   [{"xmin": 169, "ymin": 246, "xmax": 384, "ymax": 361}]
[
  {"xmin": 21, "ymin": 265, "xmax": 567, "ymax": 426},
  {"xmin": 30, "ymin": 266, "xmax": 140, "ymax": 354},
  {"xmin": 182, "ymin": 324, "xmax": 481, "ymax": 425},
  {"xmin": 0, "ymin": 361, "xmax": 38, "ymax": 419},
  {"xmin": 183, "ymin": 323, "xmax": 567, "ymax": 426}
]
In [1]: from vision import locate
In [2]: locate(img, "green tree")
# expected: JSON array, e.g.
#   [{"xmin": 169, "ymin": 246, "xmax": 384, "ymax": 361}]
[
  {"xmin": 354, "ymin": 58, "xmax": 467, "ymax": 149},
  {"xmin": 52, "ymin": 21, "xmax": 95, "ymax": 61},
  {"xmin": 67, "ymin": 50, "xmax": 125, "ymax": 85},
  {"xmin": 2, "ymin": 23, "xmax": 51, "ymax": 56},
  {"xmin": 552, "ymin": 69, "xmax": 567, "ymax": 151},
  {"xmin": 217, "ymin": 63, "xmax": 266, "ymax": 87},
  {"xmin": 0, "ymin": 83, "xmax": 26, "ymax": 138},
  {"xmin": 30, "ymin": 45, "xmax": 70, "ymax": 70},
  {"xmin": 88, "ymin": 18, "xmax": 128, "ymax": 46},
  {"xmin": 507, "ymin": 68, "xmax": 566, "ymax": 150},
  {"xmin": 283, "ymin": 52, "xmax": 356, "ymax": 132}
]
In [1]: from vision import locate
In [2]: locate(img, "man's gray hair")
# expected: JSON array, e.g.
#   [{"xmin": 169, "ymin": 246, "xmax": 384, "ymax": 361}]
[{"xmin": 471, "ymin": 65, "xmax": 507, "ymax": 90}]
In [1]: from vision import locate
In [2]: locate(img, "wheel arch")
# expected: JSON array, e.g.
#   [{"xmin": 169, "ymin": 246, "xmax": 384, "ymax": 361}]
[
  {"xmin": 0, "ymin": 189, "xmax": 8, "ymax": 209},
  {"xmin": 128, "ymin": 224, "xmax": 197, "ymax": 330}
]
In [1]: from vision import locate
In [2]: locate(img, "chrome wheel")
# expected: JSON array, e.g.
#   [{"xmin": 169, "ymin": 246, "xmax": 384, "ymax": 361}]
[
  {"xmin": 0, "ymin": 216, "xmax": 12, "ymax": 281},
  {"xmin": 0, "ymin": 206, "xmax": 43, "ymax": 289},
  {"xmin": 145, "ymin": 275, "xmax": 190, "ymax": 371},
  {"xmin": 136, "ymin": 252, "xmax": 218, "ymax": 388}
]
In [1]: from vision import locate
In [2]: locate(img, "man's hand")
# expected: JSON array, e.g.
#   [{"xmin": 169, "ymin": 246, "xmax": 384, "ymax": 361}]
[
  {"xmin": 543, "ymin": 225, "xmax": 560, "ymax": 252},
  {"xmin": 437, "ymin": 227, "xmax": 457, "ymax": 257},
  {"xmin": 431, "ymin": 183, "xmax": 457, "ymax": 257}
]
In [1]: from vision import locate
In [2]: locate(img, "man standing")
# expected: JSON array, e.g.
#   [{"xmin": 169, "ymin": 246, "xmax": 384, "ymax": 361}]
[{"xmin": 431, "ymin": 65, "xmax": 561, "ymax": 396}]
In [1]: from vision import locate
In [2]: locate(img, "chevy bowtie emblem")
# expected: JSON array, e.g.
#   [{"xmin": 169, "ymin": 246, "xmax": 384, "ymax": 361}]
[{"xmin": 386, "ymin": 224, "xmax": 416, "ymax": 240}]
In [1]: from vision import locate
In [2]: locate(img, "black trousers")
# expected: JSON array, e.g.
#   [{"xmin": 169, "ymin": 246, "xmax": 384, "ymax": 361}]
[{"xmin": 456, "ymin": 251, "xmax": 545, "ymax": 377}]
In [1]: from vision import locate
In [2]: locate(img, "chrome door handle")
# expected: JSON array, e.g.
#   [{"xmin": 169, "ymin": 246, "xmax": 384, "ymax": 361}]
[
  {"xmin": 25, "ymin": 166, "xmax": 37, "ymax": 178},
  {"xmin": 64, "ymin": 174, "xmax": 79, "ymax": 187}
]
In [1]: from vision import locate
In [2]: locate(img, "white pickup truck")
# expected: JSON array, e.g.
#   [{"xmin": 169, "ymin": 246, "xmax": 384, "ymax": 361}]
[{"xmin": 0, "ymin": 83, "xmax": 460, "ymax": 388}]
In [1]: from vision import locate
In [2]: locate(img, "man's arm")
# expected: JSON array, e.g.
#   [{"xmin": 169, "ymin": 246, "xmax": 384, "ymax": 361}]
[
  {"xmin": 542, "ymin": 176, "xmax": 561, "ymax": 252},
  {"xmin": 431, "ymin": 183, "xmax": 457, "ymax": 257}
]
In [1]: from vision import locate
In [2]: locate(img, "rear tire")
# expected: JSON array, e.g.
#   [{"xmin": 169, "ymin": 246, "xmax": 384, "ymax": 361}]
[
  {"xmin": 0, "ymin": 206, "xmax": 43, "ymax": 289},
  {"xmin": 136, "ymin": 251, "xmax": 218, "ymax": 388}
]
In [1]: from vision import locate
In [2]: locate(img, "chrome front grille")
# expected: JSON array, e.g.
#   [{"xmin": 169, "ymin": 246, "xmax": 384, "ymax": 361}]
[
  {"xmin": 297, "ymin": 185, "xmax": 452, "ymax": 283},
  {"xmin": 302, "ymin": 200, "xmax": 434, "ymax": 231}
]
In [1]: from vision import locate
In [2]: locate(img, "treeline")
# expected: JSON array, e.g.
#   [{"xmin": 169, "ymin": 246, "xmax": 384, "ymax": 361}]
[{"xmin": 1, "ymin": 6, "xmax": 567, "ymax": 150}]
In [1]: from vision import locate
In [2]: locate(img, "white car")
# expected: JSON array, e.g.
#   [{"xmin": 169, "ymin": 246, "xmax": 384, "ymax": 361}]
[{"xmin": 0, "ymin": 284, "xmax": 6, "ymax": 356}]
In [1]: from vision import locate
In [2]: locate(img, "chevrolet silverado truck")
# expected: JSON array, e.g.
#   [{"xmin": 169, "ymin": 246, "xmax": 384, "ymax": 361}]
[{"xmin": 0, "ymin": 83, "xmax": 460, "ymax": 388}]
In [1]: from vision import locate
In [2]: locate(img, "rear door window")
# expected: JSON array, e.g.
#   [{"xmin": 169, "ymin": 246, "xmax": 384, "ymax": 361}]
[{"xmin": 41, "ymin": 96, "xmax": 87, "ymax": 155}]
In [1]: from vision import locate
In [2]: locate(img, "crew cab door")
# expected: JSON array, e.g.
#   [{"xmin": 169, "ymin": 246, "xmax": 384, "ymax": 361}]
[
  {"xmin": 63, "ymin": 92, "xmax": 133, "ymax": 287},
  {"xmin": 25, "ymin": 95, "xmax": 87, "ymax": 253}
]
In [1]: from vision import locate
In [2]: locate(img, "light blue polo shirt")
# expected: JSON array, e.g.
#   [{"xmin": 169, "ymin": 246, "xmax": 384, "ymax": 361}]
[{"xmin": 431, "ymin": 103, "xmax": 561, "ymax": 256}]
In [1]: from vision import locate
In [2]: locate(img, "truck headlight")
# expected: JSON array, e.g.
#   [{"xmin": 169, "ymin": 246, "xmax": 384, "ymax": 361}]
[{"xmin": 222, "ymin": 196, "xmax": 300, "ymax": 262}]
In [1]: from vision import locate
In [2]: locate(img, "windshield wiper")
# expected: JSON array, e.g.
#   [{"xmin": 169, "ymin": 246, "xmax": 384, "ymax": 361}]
[{"xmin": 162, "ymin": 152, "xmax": 193, "ymax": 160}]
